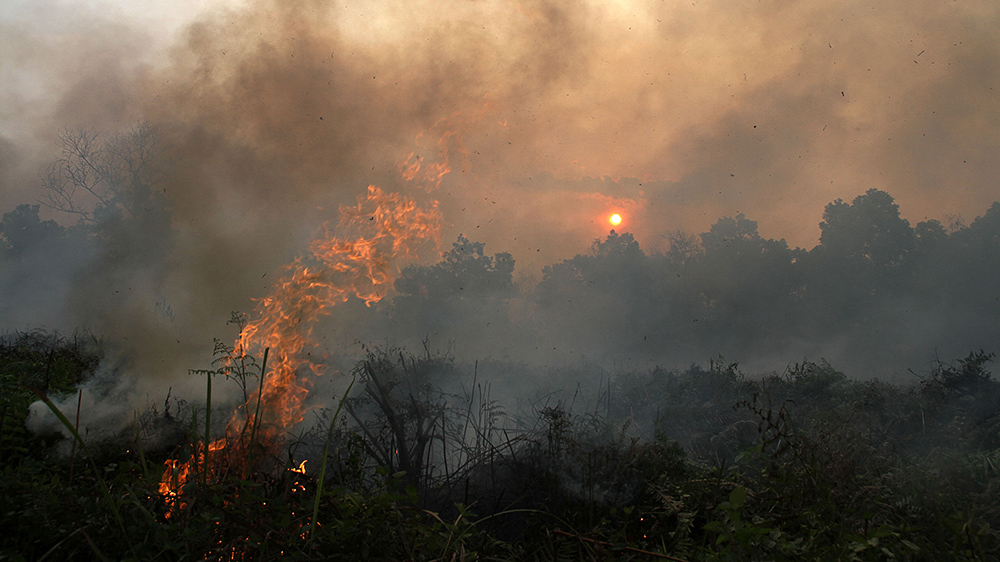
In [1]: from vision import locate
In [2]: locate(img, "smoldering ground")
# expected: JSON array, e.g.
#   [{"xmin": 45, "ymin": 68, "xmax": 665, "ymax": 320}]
[{"xmin": 4, "ymin": 0, "xmax": 1000, "ymax": 436}]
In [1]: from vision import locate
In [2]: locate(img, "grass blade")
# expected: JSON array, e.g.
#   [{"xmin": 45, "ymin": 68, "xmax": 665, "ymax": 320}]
[
  {"xmin": 309, "ymin": 375, "xmax": 355, "ymax": 541},
  {"xmin": 27, "ymin": 386, "xmax": 135, "ymax": 559}
]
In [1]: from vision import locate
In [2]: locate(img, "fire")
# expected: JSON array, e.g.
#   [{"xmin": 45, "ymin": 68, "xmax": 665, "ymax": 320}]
[
  {"xmin": 289, "ymin": 460, "xmax": 308, "ymax": 494},
  {"xmin": 399, "ymin": 131, "xmax": 458, "ymax": 191},
  {"xmin": 398, "ymin": 109, "xmax": 495, "ymax": 191},
  {"xmin": 157, "ymin": 186, "xmax": 439, "ymax": 515},
  {"xmin": 157, "ymin": 182, "xmax": 442, "ymax": 518},
  {"xmin": 158, "ymin": 439, "xmax": 227, "ymax": 519},
  {"xmin": 233, "ymin": 185, "xmax": 440, "ymax": 444},
  {"xmin": 158, "ymin": 458, "xmax": 190, "ymax": 518},
  {"xmin": 156, "ymin": 116, "xmax": 467, "ymax": 522}
]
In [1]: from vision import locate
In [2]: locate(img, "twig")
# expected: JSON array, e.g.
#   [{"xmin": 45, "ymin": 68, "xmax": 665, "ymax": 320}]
[{"xmin": 204, "ymin": 370, "xmax": 212, "ymax": 483}]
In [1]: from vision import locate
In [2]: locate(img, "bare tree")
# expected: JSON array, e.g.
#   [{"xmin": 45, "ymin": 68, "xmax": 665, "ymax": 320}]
[{"xmin": 40, "ymin": 122, "xmax": 167, "ymax": 224}]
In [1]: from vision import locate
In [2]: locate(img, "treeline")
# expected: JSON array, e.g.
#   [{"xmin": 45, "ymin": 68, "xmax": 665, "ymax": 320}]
[
  {"xmin": 380, "ymin": 189, "xmax": 1000, "ymax": 375},
  {"xmin": 0, "ymin": 124, "xmax": 171, "ymax": 331},
  {"xmin": 3, "ymin": 125, "xmax": 1000, "ymax": 375}
]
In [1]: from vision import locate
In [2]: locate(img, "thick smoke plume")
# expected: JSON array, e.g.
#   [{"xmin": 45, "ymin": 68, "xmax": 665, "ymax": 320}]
[{"xmin": 3, "ymin": 0, "xmax": 1000, "ymax": 433}]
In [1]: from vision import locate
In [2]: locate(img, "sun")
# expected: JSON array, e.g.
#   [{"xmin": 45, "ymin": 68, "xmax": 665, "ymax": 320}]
[{"xmin": 609, "ymin": 213, "xmax": 622, "ymax": 226}]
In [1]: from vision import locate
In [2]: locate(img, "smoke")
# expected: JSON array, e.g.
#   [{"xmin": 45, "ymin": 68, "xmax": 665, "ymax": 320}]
[{"xmin": 3, "ymin": 0, "xmax": 1000, "ymax": 432}]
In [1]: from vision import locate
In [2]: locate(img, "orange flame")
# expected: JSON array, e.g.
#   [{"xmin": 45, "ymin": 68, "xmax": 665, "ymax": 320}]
[
  {"xmin": 398, "ymin": 115, "xmax": 473, "ymax": 191},
  {"xmin": 158, "ymin": 185, "xmax": 440, "ymax": 517},
  {"xmin": 158, "ymin": 439, "xmax": 227, "ymax": 519},
  {"xmin": 233, "ymin": 186, "xmax": 440, "ymax": 444},
  {"xmin": 158, "ymin": 118, "xmax": 458, "ymax": 517}
]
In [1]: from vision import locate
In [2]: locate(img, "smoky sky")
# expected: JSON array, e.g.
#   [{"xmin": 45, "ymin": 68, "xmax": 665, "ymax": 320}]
[
  {"xmin": 3, "ymin": 0, "xmax": 998, "ymax": 241},
  {"xmin": 2, "ymin": 0, "xmax": 1000, "ymax": 395}
]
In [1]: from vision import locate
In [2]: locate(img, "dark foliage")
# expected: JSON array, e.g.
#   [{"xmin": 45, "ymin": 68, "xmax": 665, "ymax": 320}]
[
  {"xmin": 0, "ymin": 330, "xmax": 101, "ymax": 465},
  {"xmin": 4, "ymin": 340, "xmax": 1000, "ymax": 560}
]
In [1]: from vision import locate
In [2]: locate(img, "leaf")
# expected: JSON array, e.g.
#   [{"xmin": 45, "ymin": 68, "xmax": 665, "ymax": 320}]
[
  {"xmin": 703, "ymin": 521, "xmax": 724, "ymax": 533},
  {"xmin": 729, "ymin": 486, "xmax": 746, "ymax": 509}
]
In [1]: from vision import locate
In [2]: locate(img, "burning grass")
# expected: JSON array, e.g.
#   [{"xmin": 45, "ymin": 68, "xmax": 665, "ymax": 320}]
[{"xmin": 5, "ymin": 337, "xmax": 1000, "ymax": 560}]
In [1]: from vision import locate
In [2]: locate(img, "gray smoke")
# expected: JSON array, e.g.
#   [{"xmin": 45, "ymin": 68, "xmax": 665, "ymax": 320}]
[{"xmin": 2, "ymin": 0, "xmax": 1000, "ymax": 432}]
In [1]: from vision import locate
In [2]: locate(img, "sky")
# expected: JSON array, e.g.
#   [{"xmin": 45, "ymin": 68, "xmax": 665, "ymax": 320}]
[{"xmin": 2, "ymin": 0, "xmax": 999, "ymax": 269}]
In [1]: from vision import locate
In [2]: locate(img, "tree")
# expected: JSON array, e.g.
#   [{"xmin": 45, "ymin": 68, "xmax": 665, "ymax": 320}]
[
  {"xmin": 806, "ymin": 189, "xmax": 915, "ymax": 306},
  {"xmin": 700, "ymin": 213, "xmax": 764, "ymax": 254},
  {"xmin": 914, "ymin": 219, "xmax": 948, "ymax": 251},
  {"xmin": 4, "ymin": 122, "xmax": 176, "ymax": 336},
  {"xmin": 39, "ymin": 122, "xmax": 172, "ymax": 273},
  {"xmin": 816, "ymin": 188, "xmax": 914, "ymax": 270},
  {"xmin": 663, "ymin": 229, "xmax": 701, "ymax": 271},
  {"xmin": 0, "ymin": 204, "xmax": 66, "ymax": 262},
  {"xmin": 0, "ymin": 205, "xmax": 93, "ymax": 329},
  {"xmin": 590, "ymin": 229, "xmax": 643, "ymax": 260},
  {"xmin": 41, "ymin": 122, "xmax": 167, "ymax": 226},
  {"xmin": 394, "ymin": 234, "xmax": 514, "ymax": 302},
  {"xmin": 795, "ymin": 189, "xmax": 916, "ymax": 351},
  {"xmin": 930, "ymin": 202, "xmax": 1000, "ymax": 318},
  {"xmin": 390, "ymin": 235, "xmax": 516, "ymax": 352},
  {"xmin": 536, "ymin": 231, "xmax": 650, "ymax": 309},
  {"xmin": 690, "ymin": 214, "xmax": 801, "ymax": 354},
  {"xmin": 534, "ymin": 231, "xmax": 663, "ymax": 358}
]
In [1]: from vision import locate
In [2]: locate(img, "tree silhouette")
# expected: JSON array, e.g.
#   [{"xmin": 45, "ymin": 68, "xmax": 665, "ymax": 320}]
[
  {"xmin": 0, "ymin": 205, "xmax": 93, "ymax": 328},
  {"xmin": 36, "ymin": 123, "xmax": 173, "ymax": 274},
  {"xmin": 816, "ymin": 188, "xmax": 914, "ymax": 271},
  {"xmin": 395, "ymin": 234, "xmax": 514, "ymax": 301},
  {"xmin": 390, "ymin": 235, "xmax": 515, "ymax": 351},
  {"xmin": 0, "ymin": 204, "xmax": 65, "ymax": 262},
  {"xmin": 691, "ymin": 214, "xmax": 801, "ymax": 355},
  {"xmin": 535, "ymin": 231, "xmax": 663, "ymax": 358},
  {"xmin": 801, "ymin": 189, "xmax": 915, "ymax": 336},
  {"xmin": 41, "ymin": 122, "xmax": 167, "ymax": 226}
]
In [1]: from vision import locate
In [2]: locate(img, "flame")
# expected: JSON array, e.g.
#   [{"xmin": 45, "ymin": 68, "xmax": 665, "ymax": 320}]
[
  {"xmin": 289, "ymin": 460, "xmax": 308, "ymax": 494},
  {"xmin": 157, "ymin": 458, "xmax": 190, "ymax": 518},
  {"xmin": 158, "ymin": 171, "xmax": 442, "ymax": 518},
  {"xmin": 158, "ymin": 439, "xmax": 227, "ymax": 519},
  {"xmin": 399, "ymin": 132, "xmax": 458, "ymax": 191},
  {"xmin": 233, "ymin": 185, "xmax": 440, "ymax": 447},
  {"xmin": 153, "ymin": 109, "xmax": 499, "ymax": 519},
  {"xmin": 398, "ymin": 112, "xmax": 483, "ymax": 191}
]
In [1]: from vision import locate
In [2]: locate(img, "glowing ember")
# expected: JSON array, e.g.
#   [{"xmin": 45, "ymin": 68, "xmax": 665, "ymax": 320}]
[
  {"xmin": 158, "ymin": 458, "xmax": 190, "ymax": 519},
  {"xmin": 157, "ymin": 439, "xmax": 226, "ymax": 519}
]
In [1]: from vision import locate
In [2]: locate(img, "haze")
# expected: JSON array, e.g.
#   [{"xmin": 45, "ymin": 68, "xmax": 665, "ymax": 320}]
[{"xmin": 2, "ymin": 0, "xmax": 1000, "ymax": 404}]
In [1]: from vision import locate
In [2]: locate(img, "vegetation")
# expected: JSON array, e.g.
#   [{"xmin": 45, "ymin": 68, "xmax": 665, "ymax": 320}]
[
  {"xmin": 3, "ymin": 331, "xmax": 1000, "ymax": 561},
  {"xmin": 5, "ymin": 124, "xmax": 1000, "ymax": 559}
]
